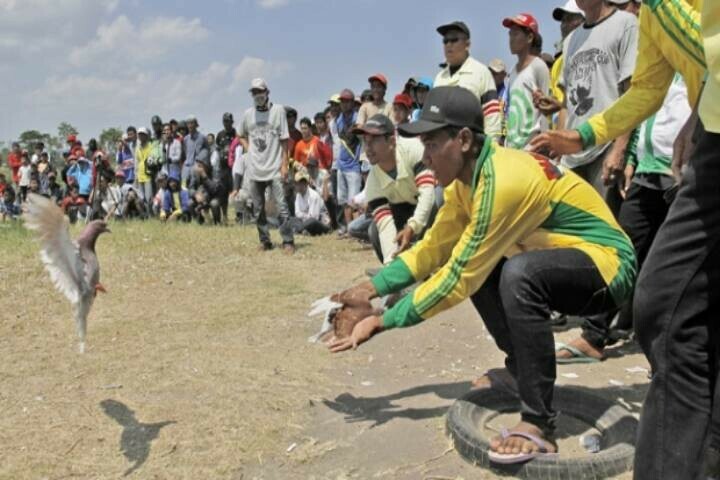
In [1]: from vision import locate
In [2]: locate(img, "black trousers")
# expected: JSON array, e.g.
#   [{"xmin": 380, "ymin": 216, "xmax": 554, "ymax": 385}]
[
  {"xmin": 633, "ymin": 124, "xmax": 720, "ymax": 480},
  {"xmin": 581, "ymin": 182, "xmax": 671, "ymax": 346},
  {"xmin": 471, "ymin": 248, "xmax": 617, "ymax": 434}
]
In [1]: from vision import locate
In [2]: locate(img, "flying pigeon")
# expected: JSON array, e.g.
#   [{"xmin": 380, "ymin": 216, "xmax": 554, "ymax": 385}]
[{"xmin": 24, "ymin": 193, "xmax": 110, "ymax": 353}]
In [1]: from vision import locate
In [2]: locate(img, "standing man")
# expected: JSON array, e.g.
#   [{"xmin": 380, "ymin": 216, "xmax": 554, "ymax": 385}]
[
  {"xmin": 134, "ymin": 127, "xmax": 154, "ymax": 207},
  {"xmin": 239, "ymin": 78, "xmax": 295, "ymax": 253},
  {"xmin": 357, "ymin": 74, "xmax": 393, "ymax": 126},
  {"xmin": 334, "ymin": 88, "xmax": 362, "ymax": 237},
  {"xmin": 531, "ymin": 1, "xmax": 716, "ymax": 477},
  {"xmin": 215, "ymin": 112, "xmax": 236, "ymax": 205},
  {"xmin": 151, "ymin": 115, "xmax": 163, "ymax": 141},
  {"xmin": 503, "ymin": 13, "xmax": 551, "ymax": 149},
  {"xmin": 433, "ymin": 21, "xmax": 502, "ymax": 141},
  {"xmin": 161, "ymin": 123, "xmax": 183, "ymax": 179},
  {"xmin": 7, "ymin": 142, "xmax": 22, "ymax": 187},
  {"xmin": 182, "ymin": 115, "xmax": 209, "ymax": 187}
]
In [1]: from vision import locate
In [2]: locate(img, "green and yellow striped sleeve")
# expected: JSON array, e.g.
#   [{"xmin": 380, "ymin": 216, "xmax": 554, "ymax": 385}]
[{"xmin": 580, "ymin": 1, "xmax": 704, "ymax": 147}]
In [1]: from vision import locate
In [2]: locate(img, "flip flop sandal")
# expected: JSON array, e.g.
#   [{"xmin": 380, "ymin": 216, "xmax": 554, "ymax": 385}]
[
  {"xmin": 488, "ymin": 428, "xmax": 559, "ymax": 464},
  {"xmin": 555, "ymin": 342, "xmax": 601, "ymax": 364}
]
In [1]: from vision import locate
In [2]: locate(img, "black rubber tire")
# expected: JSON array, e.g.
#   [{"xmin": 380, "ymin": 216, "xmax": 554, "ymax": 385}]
[{"xmin": 446, "ymin": 386, "xmax": 638, "ymax": 479}]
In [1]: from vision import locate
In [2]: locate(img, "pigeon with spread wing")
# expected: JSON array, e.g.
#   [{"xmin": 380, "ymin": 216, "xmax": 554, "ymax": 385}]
[{"xmin": 24, "ymin": 193, "xmax": 110, "ymax": 353}]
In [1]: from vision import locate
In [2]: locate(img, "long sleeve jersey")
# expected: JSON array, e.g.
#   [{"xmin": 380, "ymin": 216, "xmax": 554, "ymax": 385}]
[
  {"xmin": 365, "ymin": 137, "xmax": 436, "ymax": 264},
  {"xmin": 435, "ymin": 56, "xmax": 502, "ymax": 140},
  {"xmin": 371, "ymin": 138, "xmax": 636, "ymax": 329},
  {"xmin": 578, "ymin": 0, "xmax": 705, "ymax": 148}
]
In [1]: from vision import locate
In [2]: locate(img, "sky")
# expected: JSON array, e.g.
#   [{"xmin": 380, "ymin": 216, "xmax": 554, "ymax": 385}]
[{"xmin": 0, "ymin": 0, "xmax": 559, "ymax": 144}]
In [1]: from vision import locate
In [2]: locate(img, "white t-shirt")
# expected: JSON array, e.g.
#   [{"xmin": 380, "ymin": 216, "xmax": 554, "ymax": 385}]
[
  {"xmin": 19, "ymin": 164, "xmax": 32, "ymax": 186},
  {"xmin": 506, "ymin": 56, "xmax": 550, "ymax": 149},
  {"xmin": 295, "ymin": 186, "xmax": 330, "ymax": 224},
  {"xmin": 560, "ymin": 10, "xmax": 638, "ymax": 168},
  {"xmin": 240, "ymin": 104, "xmax": 289, "ymax": 182}
]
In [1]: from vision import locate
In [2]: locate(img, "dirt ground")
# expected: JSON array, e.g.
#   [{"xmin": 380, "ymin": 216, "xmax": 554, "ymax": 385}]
[{"xmin": 0, "ymin": 220, "xmax": 649, "ymax": 479}]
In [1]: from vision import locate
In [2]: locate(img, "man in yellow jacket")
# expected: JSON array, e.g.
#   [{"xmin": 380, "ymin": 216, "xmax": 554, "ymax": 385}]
[
  {"xmin": 328, "ymin": 86, "xmax": 636, "ymax": 463},
  {"xmin": 531, "ymin": 1, "xmax": 720, "ymax": 478}
]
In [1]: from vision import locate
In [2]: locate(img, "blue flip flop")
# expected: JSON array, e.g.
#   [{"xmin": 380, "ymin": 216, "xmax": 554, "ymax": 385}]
[
  {"xmin": 488, "ymin": 428, "xmax": 559, "ymax": 464},
  {"xmin": 555, "ymin": 342, "xmax": 601, "ymax": 364}
]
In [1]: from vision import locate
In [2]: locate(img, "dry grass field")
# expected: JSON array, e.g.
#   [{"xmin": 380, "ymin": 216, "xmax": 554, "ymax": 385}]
[{"xmin": 0, "ymin": 218, "xmax": 650, "ymax": 479}]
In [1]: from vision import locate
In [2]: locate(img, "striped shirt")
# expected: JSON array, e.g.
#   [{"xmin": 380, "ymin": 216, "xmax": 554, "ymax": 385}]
[
  {"xmin": 435, "ymin": 56, "xmax": 503, "ymax": 140},
  {"xmin": 372, "ymin": 138, "xmax": 636, "ymax": 329}
]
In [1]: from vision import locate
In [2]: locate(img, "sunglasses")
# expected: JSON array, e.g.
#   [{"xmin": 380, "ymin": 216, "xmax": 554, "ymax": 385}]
[{"xmin": 443, "ymin": 37, "xmax": 463, "ymax": 45}]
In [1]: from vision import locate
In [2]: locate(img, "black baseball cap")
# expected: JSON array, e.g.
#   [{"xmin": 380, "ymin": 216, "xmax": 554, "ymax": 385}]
[
  {"xmin": 223, "ymin": 112, "xmax": 234, "ymax": 121},
  {"xmin": 436, "ymin": 21, "xmax": 470, "ymax": 38},
  {"xmin": 397, "ymin": 86, "xmax": 483, "ymax": 137},
  {"xmin": 352, "ymin": 114, "xmax": 395, "ymax": 136}
]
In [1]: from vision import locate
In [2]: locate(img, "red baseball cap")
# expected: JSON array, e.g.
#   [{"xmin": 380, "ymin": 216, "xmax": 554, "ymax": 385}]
[
  {"xmin": 339, "ymin": 88, "xmax": 355, "ymax": 101},
  {"xmin": 66, "ymin": 134, "xmax": 77, "ymax": 143},
  {"xmin": 502, "ymin": 13, "xmax": 540, "ymax": 35},
  {"xmin": 393, "ymin": 93, "xmax": 413, "ymax": 109},
  {"xmin": 368, "ymin": 73, "xmax": 388, "ymax": 87}
]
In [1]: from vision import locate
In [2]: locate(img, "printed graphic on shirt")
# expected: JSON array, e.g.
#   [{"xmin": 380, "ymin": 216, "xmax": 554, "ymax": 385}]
[
  {"xmin": 566, "ymin": 48, "xmax": 610, "ymax": 116},
  {"xmin": 507, "ymin": 89, "xmax": 535, "ymax": 148},
  {"xmin": 251, "ymin": 122, "xmax": 275, "ymax": 153}
]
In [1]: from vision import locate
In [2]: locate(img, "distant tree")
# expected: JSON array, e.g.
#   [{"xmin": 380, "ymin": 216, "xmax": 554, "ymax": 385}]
[
  {"xmin": 18, "ymin": 130, "xmax": 52, "ymax": 152},
  {"xmin": 99, "ymin": 127, "xmax": 123, "ymax": 158},
  {"xmin": 57, "ymin": 122, "xmax": 78, "ymax": 140}
]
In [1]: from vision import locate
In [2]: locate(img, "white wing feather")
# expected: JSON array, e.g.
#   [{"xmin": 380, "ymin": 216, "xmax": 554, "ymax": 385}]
[{"xmin": 24, "ymin": 194, "xmax": 87, "ymax": 304}]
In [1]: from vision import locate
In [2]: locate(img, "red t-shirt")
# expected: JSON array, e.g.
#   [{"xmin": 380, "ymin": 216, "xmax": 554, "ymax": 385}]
[
  {"xmin": 7, "ymin": 152, "xmax": 22, "ymax": 183},
  {"xmin": 61, "ymin": 196, "xmax": 86, "ymax": 212},
  {"xmin": 293, "ymin": 136, "xmax": 332, "ymax": 170}
]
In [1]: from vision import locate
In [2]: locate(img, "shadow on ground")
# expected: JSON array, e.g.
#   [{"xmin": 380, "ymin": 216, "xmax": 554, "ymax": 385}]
[
  {"xmin": 100, "ymin": 399, "xmax": 175, "ymax": 477},
  {"xmin": 323, "ymin": 380, "xmax": 649, "ymax": 440}
]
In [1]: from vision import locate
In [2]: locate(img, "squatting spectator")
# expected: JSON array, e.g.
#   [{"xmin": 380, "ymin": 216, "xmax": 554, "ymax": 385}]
[
  {"xmin": 60, "ymin": 185, "xmax": 88, "ymax": 224},
  {"xmin": 291, "ymin": 170, "xmax": 331, "ymax": 236},
  {"xmin": 352, "ymin": 114, "xmax": 436, "ymax": 264},
  {"xmin": 161, "ymin": 173, "xmax": 191, "ymax": 222}
]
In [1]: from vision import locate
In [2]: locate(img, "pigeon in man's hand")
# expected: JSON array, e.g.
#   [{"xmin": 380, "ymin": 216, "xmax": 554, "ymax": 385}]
[{"xmin": 24, "ymin": 193, "xmax": 110, "ymax": 353}]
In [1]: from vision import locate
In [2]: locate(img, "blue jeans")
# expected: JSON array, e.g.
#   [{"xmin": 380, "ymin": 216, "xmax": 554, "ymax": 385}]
[
  {"xmin": 250, "ymin": 178, "xmax": 294, "ymax": 247},
  {"xmin": 337, "ymin": 170, "xmax": 362, "ymax": 206}
]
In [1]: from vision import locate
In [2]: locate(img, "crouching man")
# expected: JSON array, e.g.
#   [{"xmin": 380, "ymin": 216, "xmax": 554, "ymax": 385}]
[
  {"xmin": 352, "ymin": 114, "xmax": 436, "ymax": 264},
  {"xmin": 328, "ymin": 86, "xmax": 636, "ymax": 463}
]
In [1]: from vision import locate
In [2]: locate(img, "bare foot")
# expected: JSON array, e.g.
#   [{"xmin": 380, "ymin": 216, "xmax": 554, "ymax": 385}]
[
  {"xmin": 490, "ymin": 421, "xmax": 557, "ymax": 455},
  {"xmin": 555, "ymin": 336, "xmax": 604, "ymax": 361},
  {"xmin": 470, "ymin": 368, "xmax": 518, "ymax": 394}
]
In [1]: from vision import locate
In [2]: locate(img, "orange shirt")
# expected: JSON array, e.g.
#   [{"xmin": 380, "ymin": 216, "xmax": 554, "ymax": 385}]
[{"xmin": 293, "ymin": 136, "xmax": 332, "ymax": 169}]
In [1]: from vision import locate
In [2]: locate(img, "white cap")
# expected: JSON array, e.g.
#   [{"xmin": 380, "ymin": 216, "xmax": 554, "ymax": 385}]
[
  {"xmin": 249, "ymin": 78, "xmax": 269, "ymax": 92},
  {"xmin": 552, "ymin": 0, "xmax": 584, "ymax": 21},
  {"xmin": 488, "ymin": 58, "xmax": 506, "ymax": 74},
  {"xmin": 137, "ymin": 127, "xmax": 150, "ymax": 135}
]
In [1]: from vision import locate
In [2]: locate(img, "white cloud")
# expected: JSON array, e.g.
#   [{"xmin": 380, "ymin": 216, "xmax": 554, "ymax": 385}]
[
  {"xmin": 230, "ymin": 56, "xmax": 293, "ymax": 91},
  {"xmin": 69, "ymin": 15, "xmax": 209, "ymax": 66},
  {"xmin": 257, "ymin": 0, "xmax": 290, "ymax": 8}
]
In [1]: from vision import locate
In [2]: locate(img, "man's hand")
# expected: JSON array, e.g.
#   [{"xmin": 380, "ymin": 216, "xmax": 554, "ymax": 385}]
[
  {"xmin": 532, "ymin": 90, "xmax": 562, "ymax": 116},
  {"xmin": 672, "ymin": 109, "xmax": 698, "ymax": 182},
  {"xmin": 328, "ymin": 315, "xmax": 383, "ymax": 353},
  {"xmin": 194, "ymin": 163, "xmax": 206, "ymax": 179},
  {"xmin": 602, "ymin": 149, "xmax": 625, "ymax": 186},
  {"xmin": 621, "ymin": 164, "xmax": 635, "ymax": 199},
  {"xmin": 280, "ymin": 162, "xmax": 289, "ymax": 182},
  {"xmin": 332, "ymin": 280, "xmax": 377, "ymax": 308},
  {"xmin": 394, "ymin": 226, "xmax": 414, "ymax": 257},
  {"xmin": 529, "ymin": 130, "xmax": 583, "ymax": 158}
]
